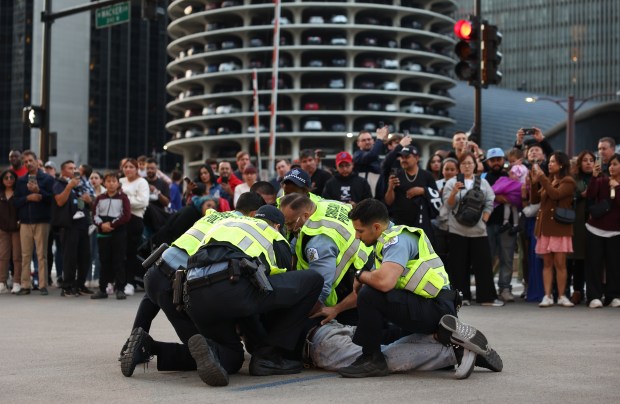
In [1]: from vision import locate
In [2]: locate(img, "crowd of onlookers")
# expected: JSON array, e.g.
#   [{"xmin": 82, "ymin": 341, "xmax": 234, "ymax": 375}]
[{"xmin": 1, "ymin": 128, "xmax": 618, "ymax": 308}]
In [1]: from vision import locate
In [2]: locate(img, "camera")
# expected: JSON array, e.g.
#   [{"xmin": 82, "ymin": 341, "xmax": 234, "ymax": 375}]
[{"xmin": 522, "ymin": 128, "xmax": 536, "ymax": 136}]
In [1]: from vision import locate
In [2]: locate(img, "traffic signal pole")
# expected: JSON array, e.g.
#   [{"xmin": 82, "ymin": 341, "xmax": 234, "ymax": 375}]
[{"xmin": 472, "ymin": 0, "xmax": 482, "ymax": 144}]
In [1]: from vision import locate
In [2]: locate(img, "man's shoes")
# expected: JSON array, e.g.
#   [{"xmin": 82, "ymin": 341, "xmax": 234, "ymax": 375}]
[
  {"xmin": 610, "ymin": 298, "xmax": 620, "ymax": 308},
  {"xmin": 589, "ymin": 298, "xmax": 603, "ymax": 308},
  {"xmin": 480, "ymin": 299, "xmax": 505, "ymax": 307},
  {"xmin": 539, "ymin": 295, "xmax": 554, "ymax": 307},
  {"xmin": 16, "ymin": 288, "xmax": 31, "ymax": 295},
  {"xmin": 249, "ymin": 350, "xmax": 303, "ymax": 376},
  {"xmin": 0, "ymin": 283, "xmax": 8, "ymax": 294},
  {"xmin": 499, "ymin": 289, "xmax": 515, "ymax": 303},
  {"xmin": 438, "ymin": 315, "xmax": 503, "ymax": 372},
  {"xmin": 118, "ymin": 337, "xmax": 130, "ymax": 361},
  {"xmin": 337, "ymin": 351, "xmax": 389, "ymax": 378},
  {"xmin": 461, "ymin": 299, "xmax": 471, "ymax": 306},
  {"xmin": 39, "ymin": 287, "xmax": 48, "ymax": 296},
  {"xmin": 124, "ymin": 284, "xmax": 135, "ymax": 296},
  {"xmin": 453, "ymin": 347, "xmax": 476, "ymax": 380},
  {"xmin": 60, "ymin": 288, "xmax": 73, "ymax": 297},
  {"xmin": 120, "ymin": 327, "xmax": 153, "ymax": 377},
  {"xmin": 188, "ymin": 334, "xmax": 229, "ymax": 386},
  {"xmin": 106, "ymin": 283, "xmax": 114, "ymax": 295},
  {"xmin": 90, "ymin": 290, "xmax": 108, "ymax": 299},
  {"xmin": 11, "ymin": 283, "xmax": 21, "ymax": 294},
  {"xmin": 499, "ymin": 223, "xmax": 511, "ymax": 233},
  {"xmin": 557, "ymin": 296, "xmax": 575, "ymax": 307},
  {"xmin": 116, "ymin": 290, "xmax": 127, "ymax": 300},
  {"xmin": 79, "ymin": 286, "xmax": 94, "ymax": 295}
]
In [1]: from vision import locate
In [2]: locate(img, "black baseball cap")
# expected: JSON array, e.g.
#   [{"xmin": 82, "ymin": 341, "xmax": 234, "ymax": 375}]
[
  {"xmin": 398, "ymin": 146, "xmax": 419, "ymax": 157},
  {"xmin": 255, "ymin": 205, "xmax": 285, "ymax": 229}
]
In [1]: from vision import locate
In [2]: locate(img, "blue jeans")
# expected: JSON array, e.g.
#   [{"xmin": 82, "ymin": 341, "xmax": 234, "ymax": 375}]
[{"xmin": 487, "ymin": 223, "xmax": 517, "ymax": 291}]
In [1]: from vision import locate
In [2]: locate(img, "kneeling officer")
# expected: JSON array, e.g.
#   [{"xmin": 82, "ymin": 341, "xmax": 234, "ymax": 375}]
[{"xmin": 184, "ymin": 206, "xmax": 323, "ymax": 387}]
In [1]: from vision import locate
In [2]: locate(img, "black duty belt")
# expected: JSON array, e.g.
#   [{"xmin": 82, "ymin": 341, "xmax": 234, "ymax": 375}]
[
  {"xmin": 185, "ymin": 261, "xmax": 240, "ymax": 292},
  {"xmin": 155, "ymin": 257, "xmax": 176, "ymax": 280}
]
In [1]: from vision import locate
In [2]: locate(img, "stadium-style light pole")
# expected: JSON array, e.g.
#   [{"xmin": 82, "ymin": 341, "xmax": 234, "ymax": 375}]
[{"xmin": 525, "ymin": 91, "xmax": 620, "ymax": 156}]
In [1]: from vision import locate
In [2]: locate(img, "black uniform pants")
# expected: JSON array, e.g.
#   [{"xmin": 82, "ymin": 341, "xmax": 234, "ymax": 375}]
[
  {"xmin": 61, "ymin": 225, "xmax": 90, "ymax": 290},
  {"xmin": 186, "ymin": 269, "xmax": 323, "ymax": 372},
  {"xmin": 142, "ymin": 266, "xmax": 197, "ymax": 371},
  {"xmin": 352, "ymin": 286, "xmax": 456, "ymax": 354}
]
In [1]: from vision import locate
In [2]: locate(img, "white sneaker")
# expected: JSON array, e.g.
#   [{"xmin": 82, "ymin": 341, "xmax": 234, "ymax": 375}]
[
  {"xmin": 557, "ymin": 296, "xmax": 575, "ymax": 307},
  {"xmin": 611, "ymin": 298, "xmax": 620, "ymax": 308},
  {"xmin": 588, "ymin": 298, "xmax": 603, "ymax": 308},
  {"xmin": 461, "ymin": 300, "xmax": 471, "ymax": 306},
  {"xmin": 499, "ymin": 289, "xmax": 515, "ymax": 303},
  {"xmin": 539, "ymin": 295, "xmax": 554, "ymax": 307},
  {"xmin": 455, "ymin": 348, "xmax": 476, "ymax": 380},
  {"xmin": 106, "ymin": 283, "xmax": 114, "ymax": 295},
  {"xmin": 124, "ymin": 283, "xmax": 135, "ymax": 296},
  {"xmin": 0, "ymin": 283, "xmax": 8, "ymax": 294},
  {"xmin": 11, "ymin": 283, "xmax": 21, "ymax": 294},
  {"xmin": 481, "ymin": 299, "xmax": 505, "ymax": 307}
]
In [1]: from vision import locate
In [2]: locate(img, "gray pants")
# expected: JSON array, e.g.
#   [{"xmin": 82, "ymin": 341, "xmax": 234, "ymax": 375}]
[{"xmin": 309, "ymin": 321, "xmax": 456, "ymax": 372}]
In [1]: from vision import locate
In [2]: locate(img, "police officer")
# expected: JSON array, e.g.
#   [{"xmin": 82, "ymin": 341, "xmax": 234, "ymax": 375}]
[
  {"xmin": 276, "ymin": 168, "xmax": 323, "ymax": 206},
  {"xmin": 337, "ymin": 199, "xmax": 503, "ymax": 378},
  {"xmin": 120, "ymin": 192, "xmax": 266, "ymax": 377},
  {"xmin": 279, "ymin": 193, "xmax": 369, "ymax": 325},
  {"xmin": 184, "ymin": 210, "xmax": 323, "ymax": 387}
]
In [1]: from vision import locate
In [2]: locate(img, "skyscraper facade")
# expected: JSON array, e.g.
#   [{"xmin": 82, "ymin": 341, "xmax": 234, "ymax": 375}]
[{"xmin": 454, "ymin": 0, "xmax": 620, "ymax": 100}]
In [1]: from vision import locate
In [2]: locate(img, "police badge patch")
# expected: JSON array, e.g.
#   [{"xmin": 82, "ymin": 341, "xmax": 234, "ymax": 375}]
[
  {"xmin": 306, "ymin": 247, "xmax": 320, "ymax": 262},
  {"xmin": 384, "ymin": 236, "xmax": 399, "ymax": 250}
]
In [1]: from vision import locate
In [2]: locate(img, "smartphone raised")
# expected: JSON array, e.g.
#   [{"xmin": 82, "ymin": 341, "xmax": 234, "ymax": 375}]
[
  {"xmin": 27, "ymin": 174, "xmax": 37, "ymax": 183},
  {"xmin": 596, "ymin": 155, "xmax": 603, "ymax": 167},
  {"xmin": 390, "ymin": 167, "xmax": 399, "ymax": 177},
  {"xmin": 183, "ymin": 176, "xmax": 191, "ymax": 183},
  {"xmin": 456, "ymin": 173, "xmax": 465, "ymax": 183},
  {"xmin": 73, "ymin": 171, "xmax": 81, "ymax": 179}
]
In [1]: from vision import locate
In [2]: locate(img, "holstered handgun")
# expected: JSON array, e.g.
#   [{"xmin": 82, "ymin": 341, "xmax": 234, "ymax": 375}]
[
  {"xmin": 240, "ymin": 258, "xmax": 273, "ymax": 294},
  {"xmin": 172, "ymin": 267, "xmax": 186, "ymax": 311},
  {"xmin": 142, "ymin": 243, "xmax": 169, "ymax": 269}
]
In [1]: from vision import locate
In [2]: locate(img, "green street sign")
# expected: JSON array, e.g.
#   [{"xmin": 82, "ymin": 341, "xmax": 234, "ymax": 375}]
[{"xmin": 95, "ymin": 1, "xmax": 130, "ymax": 29}]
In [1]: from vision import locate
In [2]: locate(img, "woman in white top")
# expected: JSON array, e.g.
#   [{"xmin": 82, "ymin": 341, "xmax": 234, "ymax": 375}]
[
  {"xmin": 233, "ymin": 165, "xmax": 258, "ymax": 208},
  {"xmin": 442, "ymin": 152, "xmax": 503, "ymax": 307},
  {"xmin": 119, "ymin": 159, "xmax": 149, "ymax": 295}
]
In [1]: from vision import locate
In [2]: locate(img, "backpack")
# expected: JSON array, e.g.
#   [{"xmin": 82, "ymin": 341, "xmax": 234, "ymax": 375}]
[{"xmin": 454, "ymin": 177, "xmax": 486, "ymax": 227}]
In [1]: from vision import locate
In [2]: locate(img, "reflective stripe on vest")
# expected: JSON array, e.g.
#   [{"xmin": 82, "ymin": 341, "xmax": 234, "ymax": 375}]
[
  {"xmin": 376, "ymin": 225, "xmax": 448, "ymax": 298},
  {"xmin": 296, "ymin": 201, "xmax": 367, "ymax": 306},
  {"xmin": 171, "ymin": 209, "xmax": 238, "ymax": 256},
  {"xmin": 218, "ymin": 220, "xmax": 277, "ymax": 266}
]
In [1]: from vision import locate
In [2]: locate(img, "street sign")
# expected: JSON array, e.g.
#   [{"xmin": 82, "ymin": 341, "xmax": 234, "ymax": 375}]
[{"xmin": 95, "ymin": 1, "xmax": 130, "ymax": 29}]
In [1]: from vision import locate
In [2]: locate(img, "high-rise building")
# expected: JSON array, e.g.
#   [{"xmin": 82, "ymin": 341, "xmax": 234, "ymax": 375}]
[
  {"xmin": 0, "ymin": 1, "xmax": 33, "ymax": 158},
  {"xmin": 453, "ymin": 0, "xmax": 620, "ymax": 100},
  {"xmin": 1, "ymin": 1, "xmax": 171, "ymax": 169}
]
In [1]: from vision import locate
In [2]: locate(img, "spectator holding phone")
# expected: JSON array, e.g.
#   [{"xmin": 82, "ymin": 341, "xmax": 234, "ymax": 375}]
[
  {"xmin": 216, "ymin": 160, "xmax": 242, "ymax": 207},
  {"xmin": 584, "ymin": 153, "xmax": 620, "ymax": 308},
  {"xmin": 443, "ymin": 152, "xmax": 501, "ymax": 306},
  {"xmin": 530, "ymin": 151, "xmax": 576, "ymax": 307},
  {"xmin": 353, "ymin": 127, "xmax": 388, "ymax": 197}
]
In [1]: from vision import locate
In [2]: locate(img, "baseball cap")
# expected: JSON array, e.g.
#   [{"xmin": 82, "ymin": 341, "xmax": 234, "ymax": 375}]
[
  {"xmin": 44, "ymin": 161, "xmax": 57, "ymax": 170},
  {"xmin": 398, "ymin": 146, "xmax": 419, "ymax": 157},
  {"xmin": 282, "ymin": 168, "xmax": 311, "ymax": 189},
  {"xmin": 254, "ymin": 205, "xmax": 285, "ymax": 229},
  {"xmin": 486, "ymin": 148, "xmax": 505, "ymax": 160},
  {"xmin": 335, "ymin": 151, "xmax": 353, "ymax": 166}
]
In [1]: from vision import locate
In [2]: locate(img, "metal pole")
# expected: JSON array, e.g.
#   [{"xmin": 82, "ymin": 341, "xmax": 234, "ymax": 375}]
[
  {"xmin": 566, "ymin": 95, "xmax": 575, "ymax": 157},
  {"xmin": 40, "ymin": 0, "xmax": 52, "ymax": 162},
  {"xmin": 268, "ymin": 0, "xmax": 281, "ymax": 179},
  {"xmin": 472, "ymin": 0, "xmax": 482, "ymax": 144}
]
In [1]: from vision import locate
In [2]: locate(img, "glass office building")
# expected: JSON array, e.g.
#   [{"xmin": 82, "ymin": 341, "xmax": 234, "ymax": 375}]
[{"xmin": 454, "ymin": 0, "xmax": 620, "ymax": 100}]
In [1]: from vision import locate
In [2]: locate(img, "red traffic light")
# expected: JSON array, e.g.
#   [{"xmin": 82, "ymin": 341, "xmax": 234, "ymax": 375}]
[{"xmin": 454, "ymin": 20, "xmax": 473, "ymax": 40}]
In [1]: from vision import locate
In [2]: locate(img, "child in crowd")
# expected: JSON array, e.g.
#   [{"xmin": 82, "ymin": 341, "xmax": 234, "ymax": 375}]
[
  {"xmin": 493, "ymin": 164, "xmax": 529, "ymax": 234},
  {"xmin": 91, "ymin": 172, "xmax": 132, "ymax": 300}
]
